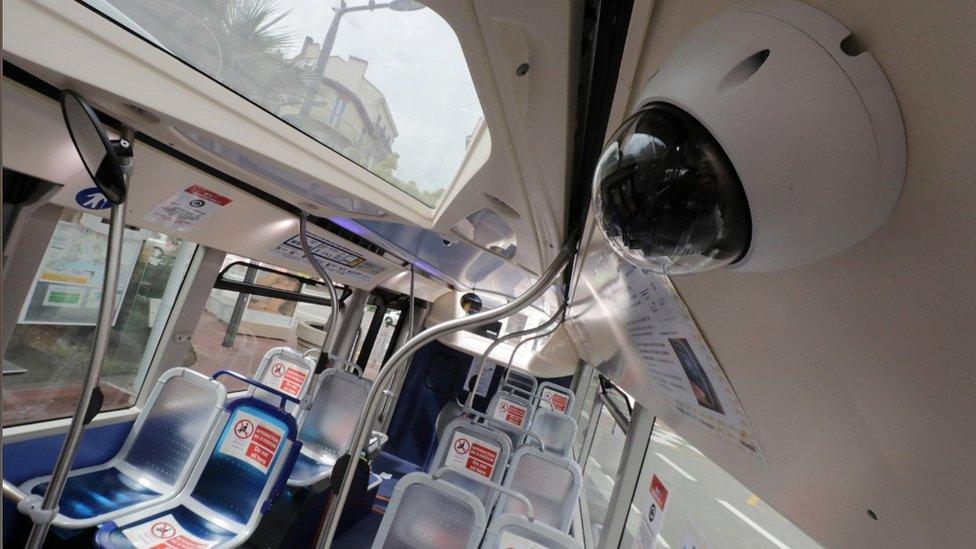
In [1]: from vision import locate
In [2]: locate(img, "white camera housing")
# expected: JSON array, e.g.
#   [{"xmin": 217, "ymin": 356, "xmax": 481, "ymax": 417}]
[{"xmin": 635, "ymin": 0, "xmax": 906, "ymax": 272}]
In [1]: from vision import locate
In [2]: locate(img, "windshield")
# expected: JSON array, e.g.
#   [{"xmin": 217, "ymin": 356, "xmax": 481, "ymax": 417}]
[{"xmin": 80, "ymin": 0, "xmax": 486, "ymax": 207}]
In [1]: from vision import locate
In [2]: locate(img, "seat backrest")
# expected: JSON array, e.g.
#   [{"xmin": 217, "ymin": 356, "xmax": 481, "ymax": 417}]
[
  {"xmin": 527, "ymin": 408, "xmax": 578, "ymax": 458},
  {"xmin": 429, "ymin": 417, "xmax": 512, "ymax": 510},
  {"xmin": 120, "ymin": 368, "xmax": 227, "ymax": 488},
  {"xmin": 372, "ymin": 472, "xmax": 487, "ymax": 549},
  {"xmin": 249, "ymin": 347, "xmax": 316, "ymax": 415},
  {"xmin": 495, "ymin": 447, "xmax": 582, "ymax": 532},
  {"xmin": 482, "ymin": 513, "xmax": 583, "ymax": 549},
  {"xmin": 505, "ymin": 369, "xmax": 538, "ymax": 395},
  {"xmin": 190, "ymin": 399, "xmax": 299, "ymax": 525},
  {"xmin": 537, "ymin": 381, "xmax": 575, "ymax": 415},
  {"xmin": 487, "ymin": 390, "xmax": 535, "ymax": 447},
  {"xmin": 297, "ymin": 368, "xmax": 371, "ymax": 461}
]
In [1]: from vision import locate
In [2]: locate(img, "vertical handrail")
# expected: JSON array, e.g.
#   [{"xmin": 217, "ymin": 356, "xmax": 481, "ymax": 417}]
[
  {"xmin": 314, "ymin": 242, "xmax": 575, "ymax": 548},
  {"xmin": 465, "ymin": 304, "xmax": 565, "ymax": 409},
  {"xmin": 299, "ymin": 213, "xmax": 341, "ymax": 359},
  {"xmin": 26, "ymin": 198, "xmax": 127, "ymax": 548}
]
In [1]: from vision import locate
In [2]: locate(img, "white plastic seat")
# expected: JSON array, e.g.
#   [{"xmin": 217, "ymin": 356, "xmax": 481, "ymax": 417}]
[
  {"xmin": 429, "ymin": 417, "xmax": 512, "ymax": 510},
  {"xmin": 248, "ymin": 347, "xmax": 316, "ymax": 416},
  {"xmin": 486, "ymin": 390, "xmax": 535, "ymax": 447},
  {"xmin": 288, "ymin": 367, "xmax": 385, "ymax": 488},
  {"xmin": 372, "ymin": 472, "xmax": 487, "ymax": 549},
  {"xmin": 94, "ymin": 393, "xmax": 302, "ymax": 549},
  {"xmin": 481, "ymin": 513, "xmax": 582, "ymax": 549},
  {"xmin": 494, "ymin": 447, "xmax": 582, "ymax": 532},
  {"xmin": 537, "ymin": 381, "xmax": 575, "ymax": 415},
  {"xmin": 526, "ymin": 408, "xmax": 578, "ymax": 458},
  {"xmin": 18, "ymin": 368, "xmax": 226, "ymax": 529}
]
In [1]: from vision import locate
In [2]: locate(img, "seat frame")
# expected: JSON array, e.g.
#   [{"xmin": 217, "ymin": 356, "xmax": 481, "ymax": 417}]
[
  {"xmin": 482, "ymin": 512, "xmax": 583, "ymax": 549},
  {"xmin": 95, "ymin": 396, "xmax": 301, "ymax": 549},
  {"xmin": 494, "ymin": 445, "xmax": 582, "ymax": 533},
  {"xmin": 287, "ymin": 367, "xmax": 385, "ymax": 489},
  {"xmin": 17, "ymin": 368, "xmax": 227, "ymax": 529},
  {"xmin": 372, "ymin": 471, "xmax": 488, "ymax": 549}
]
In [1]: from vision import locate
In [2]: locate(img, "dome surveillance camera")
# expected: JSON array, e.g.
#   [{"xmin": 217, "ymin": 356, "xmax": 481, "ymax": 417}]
[{"xmin": 594, "ymin": 0, "xmax": 906, "ymax": 274}]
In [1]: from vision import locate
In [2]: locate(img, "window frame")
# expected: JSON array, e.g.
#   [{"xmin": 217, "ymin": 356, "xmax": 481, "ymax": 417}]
[{"xmin": 2, "ymin": 219, "xmax": 204, "ymax": 439}]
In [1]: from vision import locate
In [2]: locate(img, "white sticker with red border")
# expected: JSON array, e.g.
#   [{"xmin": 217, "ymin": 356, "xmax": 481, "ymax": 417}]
[
  {"xmin": 540, "ymin": 387, "xmax": 570, "ymax": 414},
  {"xmin": 121, "ymin": 513, "xmax": 216, "ymax": 548},
  {"xmin": 143, "ymin": 185, "xmax": 232, "ymax": 231},
  {"xmin": 260, "ymin": 359, "xmax": 309, "ymax": 398},
  {"xmin": 497, "ymin": 530, "xmax": 548, "ymax": 548},
  {"xmin": 492, "ymin": 396, "xmax": 528, "ymax": 428},
  {"xmin": 633, "ymin": 474, "xmax": 669, "ymax": 549},
  {"xmin": 218, "ymin": 410, "xmax": 284, "ymax": 474},
  {"xmin": 446, "ymin": 431, "xmax": 501, "ymax": 479}
]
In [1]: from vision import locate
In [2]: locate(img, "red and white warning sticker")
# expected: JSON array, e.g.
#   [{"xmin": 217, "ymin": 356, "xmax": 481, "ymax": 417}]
[
  {"xmin": 540, "ymin": 387, "xmax": 570, "ymax": 413},
  {"xmin": 498, "ymin": 530, "xmax": 549, "ymax": 549},
  {"xmin": 492, "ymin": 396, "xmax": 528, "ymax": 428},
  {"xmin": 143, "ymin": 184, "xmax": 232, "ymax": 231},
  {"xmin": 446, "ymin": 431, "xmax": 501, "ymax": 479},
  {"xmin": 260, "ymin": 359, "xmax": 309, "ymax": 398},
  {"xmin": 121, "ymin": 514, "xmax": 216, "ymax": 548},
  {"xmin": 218, "ymin": 410, "xmax": 284, "ymax": 474}
]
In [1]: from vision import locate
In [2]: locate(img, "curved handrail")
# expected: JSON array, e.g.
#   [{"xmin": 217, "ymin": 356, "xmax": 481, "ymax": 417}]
[
  {"xmin": 314, "ymin": 241, "xmax": 575, "ymax": 548},
  {"xmin": 211, "ymin": 370, "xmax": 302, "ymax": 407},
  {"xmin": 464, "ymin": 304, "xmax": 566, "ymax": 409},
  {"xmin": 299, "ymin": 213, "xmax": 341, "ymax": 359}
]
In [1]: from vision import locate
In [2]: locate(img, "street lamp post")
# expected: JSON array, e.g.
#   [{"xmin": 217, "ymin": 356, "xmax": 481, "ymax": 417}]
[{"xmin": 297, "ymin": 0, "xmax": 424, "ymax": 118}]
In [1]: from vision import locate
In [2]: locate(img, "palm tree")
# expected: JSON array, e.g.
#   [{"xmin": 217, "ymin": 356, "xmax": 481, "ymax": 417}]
[{"xmin": 107, "ymin": 0, "xmax": 305, "ymax": 106}]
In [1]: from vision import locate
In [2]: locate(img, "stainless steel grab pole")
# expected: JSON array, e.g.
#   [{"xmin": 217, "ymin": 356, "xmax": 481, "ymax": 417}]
[
  {"xmin": 314, "ymin": 242, "xmax": 575, "ymax": 548},
  {"xmin": 25, "ymin": 200, "xmax": 127, "ymax": 549},
  {"xmin": 299, "ymin": 213, "xmax": 341, "ymax": 358},
  {"xmin": 465, "ymin": 304, "xmax": 566, "ymax": 409}
]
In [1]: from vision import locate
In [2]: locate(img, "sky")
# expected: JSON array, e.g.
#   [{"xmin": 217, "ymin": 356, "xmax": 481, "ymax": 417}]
[{"xmin": 279, "ymin": 0, "xmax": 485, "ymax": 194}]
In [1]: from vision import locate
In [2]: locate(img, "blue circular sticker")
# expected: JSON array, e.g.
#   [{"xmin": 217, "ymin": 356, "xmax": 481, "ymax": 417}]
[{"xmin": 75, "ymin": 187, "xmax": 111, "ymax": 210}]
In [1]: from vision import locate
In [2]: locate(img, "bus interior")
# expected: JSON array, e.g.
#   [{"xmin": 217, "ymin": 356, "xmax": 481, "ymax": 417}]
[{"xmin": 1, "ymin": 0, "xmax": 973, "ymax": 548}]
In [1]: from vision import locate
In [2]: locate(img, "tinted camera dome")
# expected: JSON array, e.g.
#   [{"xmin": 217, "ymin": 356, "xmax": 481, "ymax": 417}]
[{"xmin": 592, "ymin": 102, "xmax": 752, "ymax": 274}]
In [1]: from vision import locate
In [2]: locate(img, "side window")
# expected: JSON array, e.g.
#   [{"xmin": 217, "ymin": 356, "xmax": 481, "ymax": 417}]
[
  {"xmin": 2, "ymin": 210, "xmax": 196, "ymax": 427},
  {"xmin": 181, "ymin": 255, "xmax": 340, "ymax": 392},
  {"xmin": 579, "ymin": 379, "xmax": 633, "ymax": 547}
]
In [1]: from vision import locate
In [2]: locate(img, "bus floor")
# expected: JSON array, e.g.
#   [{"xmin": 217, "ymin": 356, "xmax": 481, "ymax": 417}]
[{"xmin": 244, "ymin": 451, "xmax": 421, "ymax": 548}]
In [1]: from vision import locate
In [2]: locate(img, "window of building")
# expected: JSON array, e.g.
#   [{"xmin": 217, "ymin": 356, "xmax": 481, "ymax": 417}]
[
  {"xmin": 328, "ymin": 98, "xmax": 348, "ymax": 127},
  {"xmin": 81, "ymin": 0, "xmax": 489, "ymax": 208},
  {"xmin": 2, "ymin": 210, "xmax": 196, "ymax": 427}
]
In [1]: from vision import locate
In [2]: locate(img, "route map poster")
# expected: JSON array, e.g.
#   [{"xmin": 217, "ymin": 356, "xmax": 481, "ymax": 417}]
[{"xmin": 19, "ymin": 217, "xmax": 143, "ymax": 326}]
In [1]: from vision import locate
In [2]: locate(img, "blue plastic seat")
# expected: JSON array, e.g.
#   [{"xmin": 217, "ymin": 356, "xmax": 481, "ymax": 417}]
[
  {"xmin": 95, "ymin": 388, "xmax": 302, "ymax": 548},
  {"xmin": 17, "ymin": 368, "xmax": 226, "ymax": 529}
]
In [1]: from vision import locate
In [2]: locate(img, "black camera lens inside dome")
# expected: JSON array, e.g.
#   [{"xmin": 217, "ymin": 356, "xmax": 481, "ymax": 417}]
[{"xmin": 592, "ymin": 102, "xmax": 752, "ymax": 274}]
